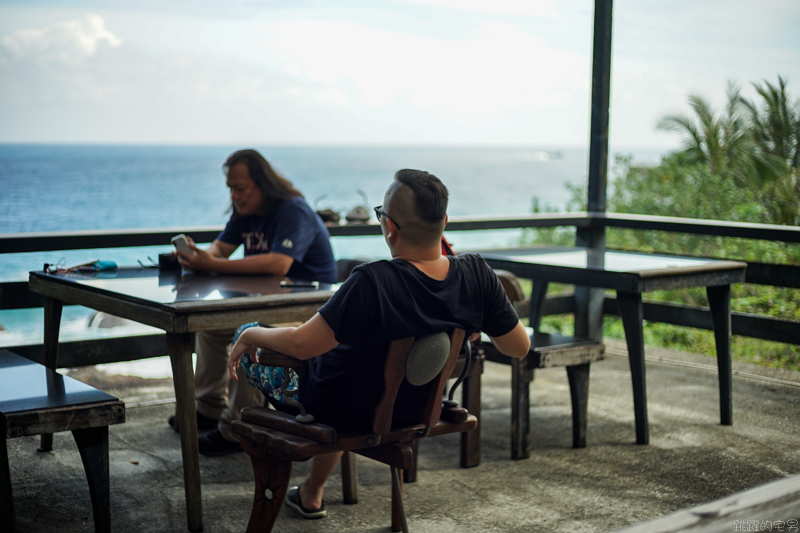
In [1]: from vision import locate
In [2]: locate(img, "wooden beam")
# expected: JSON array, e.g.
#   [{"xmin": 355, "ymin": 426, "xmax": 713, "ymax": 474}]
[{"xmin": 7, "ymin": 334, "xmax": 170, "ymax": 368}]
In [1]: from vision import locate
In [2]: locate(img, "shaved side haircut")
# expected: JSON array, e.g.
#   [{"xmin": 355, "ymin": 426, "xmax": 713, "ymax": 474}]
[
  {"xmin": 393, "ymin": 169, "xmax": 448, "ymax": 223},
  {"xmin": 389, "ymin": 169, "xmax": 449, "ymax": 247}
]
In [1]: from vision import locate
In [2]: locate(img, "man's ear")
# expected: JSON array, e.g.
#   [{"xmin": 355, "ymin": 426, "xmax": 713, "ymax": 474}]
[{"xmin": 385, "ymin": 217, "xmax": 398, "ymax": 238}]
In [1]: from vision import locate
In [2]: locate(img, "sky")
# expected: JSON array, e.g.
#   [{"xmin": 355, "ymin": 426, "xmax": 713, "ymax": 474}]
[{"xmin": 0, "ymin": 0, "xmax": 798, "ymax": 149}]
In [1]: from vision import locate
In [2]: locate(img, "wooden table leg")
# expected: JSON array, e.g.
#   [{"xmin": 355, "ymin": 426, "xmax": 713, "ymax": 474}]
[
  {"xmin": 40, "ymin": 296, "xmax": 64, "ymax": 452},
  {"xmin": 707, "ymin": 284, "xmax": 733, "ymax": 425},
  {"xmin": 505, "ymin": 280, "xmax": 548, "ymax": 460},
  {"xmin": 510, "ymin": 356, "xmax": 531, "ymax": 459},
  {"xmin": 617, "ymin": 291, "xmax": 649, "ymax": 445},
  {"xmin": 529, "ymin": 281, "xmax": 549, "ymax": 331},
  {"xmin": 566, "ymin": 363, "xmax": 590, "ymax": 448},
  {"xmin": 167, "ymin": 332, "xmax": 204, "ymax": 532}
]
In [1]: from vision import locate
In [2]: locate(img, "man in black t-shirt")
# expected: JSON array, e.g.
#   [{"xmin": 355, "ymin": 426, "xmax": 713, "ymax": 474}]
[{"xmin": 227, "ymin": 169, "xmax": 530, "ymax": 519}]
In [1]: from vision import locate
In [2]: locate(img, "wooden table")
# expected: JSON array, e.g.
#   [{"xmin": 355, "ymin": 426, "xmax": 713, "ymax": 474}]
[
  {"xmin": 480, "ymin": 246, "xmax": 747, "ymax": 445},
  {"xmin": 28, "ymin": 268, "xmax": 335, "ymax": 532}
]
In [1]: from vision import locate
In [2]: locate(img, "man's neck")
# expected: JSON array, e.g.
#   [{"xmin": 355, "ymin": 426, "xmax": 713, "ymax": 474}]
[{"xmin": 391, "ymin": 246, "xmax": 450, "ymax": 280}]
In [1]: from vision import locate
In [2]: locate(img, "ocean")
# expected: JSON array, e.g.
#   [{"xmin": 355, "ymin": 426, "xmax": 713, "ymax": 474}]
[{"xmin": 0, "ymin": 144, "xmax": 668, "ymax": 364}]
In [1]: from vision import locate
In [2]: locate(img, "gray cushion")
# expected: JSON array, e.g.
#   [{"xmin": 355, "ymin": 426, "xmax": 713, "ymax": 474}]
[{"xmin": 405, "ymin": 332, "xmax": 451, "ymax": 386}]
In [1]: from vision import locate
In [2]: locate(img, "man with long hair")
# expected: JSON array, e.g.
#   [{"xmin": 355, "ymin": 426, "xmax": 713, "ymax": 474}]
[{"xmin": 173, "ymin": 149, "xmax": 336, "ymax": 456}]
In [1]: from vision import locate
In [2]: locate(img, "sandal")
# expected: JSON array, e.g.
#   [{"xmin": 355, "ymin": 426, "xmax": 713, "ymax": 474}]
[{"xmin": 285, "ymin": 485, "xmax": 327, "ymax": 519}]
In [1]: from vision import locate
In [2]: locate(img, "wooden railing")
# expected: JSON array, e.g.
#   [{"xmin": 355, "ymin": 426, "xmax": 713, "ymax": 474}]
[{"xmin": 1, "ymin": 212, "xmax": 799, "ymax": 367}]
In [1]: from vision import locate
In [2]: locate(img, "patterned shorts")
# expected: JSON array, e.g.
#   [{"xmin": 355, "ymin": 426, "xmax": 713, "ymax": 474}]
[{"xmin": 233, "ymin": 322, "xmax": 299, "ymax": 404}]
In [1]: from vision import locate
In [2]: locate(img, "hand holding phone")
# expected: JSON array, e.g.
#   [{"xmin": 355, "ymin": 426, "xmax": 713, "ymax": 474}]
[{"xmin": 171, "ymin": 234, "xmax": 195, "ymax": 256}]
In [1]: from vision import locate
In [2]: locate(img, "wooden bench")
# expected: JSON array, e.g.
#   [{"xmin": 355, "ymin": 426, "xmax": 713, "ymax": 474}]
[
  {"xmin": 483, "ymin": 332, "xmax": 605, "ymax": 458},
  {"xmin": 484, "ymin": 271, "xmax": 606, "ymax": 459},
  {"xmin": 0, "ymin": 349, "xmax": 125, "ymax": 533}
]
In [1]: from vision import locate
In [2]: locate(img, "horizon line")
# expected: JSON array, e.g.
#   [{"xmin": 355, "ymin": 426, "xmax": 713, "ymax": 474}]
[{"xmin": 0, "ymin": 141, "xmax": 678, "ymax": 152}]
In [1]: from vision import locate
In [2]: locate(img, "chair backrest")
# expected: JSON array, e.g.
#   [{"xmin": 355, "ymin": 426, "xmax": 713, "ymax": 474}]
[
  {"xmin": 494, "ymin": 269, "xmax": 525, "ymax": 302},
  {"xmin": 337, "ymin": 258, "xmax": 369, "ymax": 282},
  {"xmin": 371, "ymin": 329, "xmax": 466, "ymax": 437}
]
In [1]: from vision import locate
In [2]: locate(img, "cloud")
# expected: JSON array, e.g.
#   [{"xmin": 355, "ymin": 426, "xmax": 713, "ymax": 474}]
[
  {"xmin": 259, "ymin": 19, "xmax": 588, "ymax": 122},
  {"xmin": 0, "ymin": 14, "xmax": 121, "ymax": 67},
  {"xmin": 0, "ymin": 9, "xmax": 593, "ymax": 144}
]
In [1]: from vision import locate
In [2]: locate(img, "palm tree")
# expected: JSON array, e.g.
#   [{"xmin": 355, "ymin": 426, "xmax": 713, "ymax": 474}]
[
  {"xmin": 740, "ymin": 76, "xmax": 799, "ymax": 169},
  {"xmin": 657, "ymin": 77, "xmax": 800, "ymax": 225},
  {"xmin": 656, "ymin": 83, "xmax": 757, "ymax": 189},
  {"xmin": 739, "ymin": 76, "xmax": 800, "ymax": 225}
]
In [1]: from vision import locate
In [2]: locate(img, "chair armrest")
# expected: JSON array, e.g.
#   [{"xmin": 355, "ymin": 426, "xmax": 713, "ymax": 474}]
[
  {"xmin": 256, "ymin": 348, "xmax": 313, "ymax": 422},
  {"xmin": 257, "ymin": 348, "xmax": 308, "ymax": 369}
]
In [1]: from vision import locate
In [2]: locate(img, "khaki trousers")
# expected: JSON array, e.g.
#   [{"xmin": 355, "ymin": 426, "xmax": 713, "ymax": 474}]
[{"xmin": 194, "ymin": 328, "xmax": 265, "ymax": 442}]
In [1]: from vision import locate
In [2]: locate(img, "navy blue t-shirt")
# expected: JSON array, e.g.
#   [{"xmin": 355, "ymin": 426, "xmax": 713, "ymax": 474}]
[
  {"xmin": 216, "ymin": 196, "xmax": 337, "ymax": 284},
  {"xmin": 300, "ymin": 253, "xmax": 520, "ymax": 430}
]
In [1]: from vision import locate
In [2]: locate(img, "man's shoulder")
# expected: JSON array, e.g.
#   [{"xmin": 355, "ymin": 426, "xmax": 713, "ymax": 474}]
[
  {"xmin": 350, "ymin": 259, "xmax": 399, "ymax": 278},
  {"xmin": 452, "ymin": 252, "xmax": 485, "ymax": 263},
  {"xmin": 343, "ymin": 259, "xmax": 415, "ymax": 289},
  {"xmin": 351, "ymin": 255, "xmax": 488, "ymax": 277},
  {"xmin": 451, "ymin": 252, "xmax": 491, "ymax": 272},
  {"xmin": 277, "ymin": 196, "xmax": 312, "ymax": 214},
  {"xmin": 224, "ymin": 213, "xmax": 259, "ymax": 230}
]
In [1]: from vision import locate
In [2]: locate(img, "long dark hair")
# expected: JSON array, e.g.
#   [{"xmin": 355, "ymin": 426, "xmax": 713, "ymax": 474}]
[{"xmin": 224, "ymin": 149, "xmax": 303, "ymax": 219}]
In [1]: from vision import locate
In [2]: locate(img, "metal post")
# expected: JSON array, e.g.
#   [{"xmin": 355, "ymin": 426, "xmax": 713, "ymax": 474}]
[{"xmin": 575, "ymin": 0, "xmax": 613, "ymax": 340}]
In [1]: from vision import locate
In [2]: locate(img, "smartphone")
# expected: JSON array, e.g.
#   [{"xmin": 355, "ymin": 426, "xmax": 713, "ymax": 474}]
[
  {"xmin": 280, "ymin": 280, "xmax": 319, "ymax": 289},
  {"xmin": 171, "ymin": 234, "xmax": 194, "ymax": 256}
]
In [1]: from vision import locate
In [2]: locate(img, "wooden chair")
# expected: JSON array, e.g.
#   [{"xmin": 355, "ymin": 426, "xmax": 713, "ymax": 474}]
[
  {"xmin": 336, "ymin": 258, "xmax": 483, "ymax": 473},
  {"xmin": 483, "ymin": 271, "xmax": 606, "ymax": 459},
  {"xmin": 231, "ymin": 329, "xmax": 477, "ymax": 533}
]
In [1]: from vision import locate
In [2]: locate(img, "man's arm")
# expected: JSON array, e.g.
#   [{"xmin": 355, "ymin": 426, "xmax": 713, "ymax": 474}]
[
  {"xmin": 228, "ymin": 314, "xmax": 339, "ymax": 380},
  {"xmin": 205, "ymin": 239, "xmax": 236, "ymax": 258},
  {"xmin": 488, "ymin": 321, "xmax": 530, "ymax": 359},
  {"xmin": 177, "ymin": 240, "xmax": 295, "ymax": 276}
]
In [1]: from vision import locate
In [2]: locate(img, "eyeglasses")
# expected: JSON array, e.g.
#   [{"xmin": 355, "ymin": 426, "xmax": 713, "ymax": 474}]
[{"xmin": 373, "ymin": 205, "xmax": 401, "ymax": 229}]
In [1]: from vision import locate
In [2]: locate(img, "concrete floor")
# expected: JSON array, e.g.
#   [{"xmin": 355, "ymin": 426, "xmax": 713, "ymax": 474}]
[{"xmin": 5, "ymin": 338, "xmax": 800, "ymax": 532}]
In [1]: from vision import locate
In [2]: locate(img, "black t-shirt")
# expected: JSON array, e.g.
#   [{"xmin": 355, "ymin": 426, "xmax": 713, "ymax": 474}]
[{"xmin": 301, "ymin": 253, "xmax": 519, "ymax": 430}]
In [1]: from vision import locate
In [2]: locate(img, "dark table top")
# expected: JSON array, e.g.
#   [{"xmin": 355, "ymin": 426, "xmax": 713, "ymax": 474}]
[
  {"xmin": 0, "ymin": 349, "xmax": 117, "ymax": 414},
  {"xmin": 479, "ymin": 246, "xmax": 747, "ymax": 292},
  {"xmin": 29, "ymin": 267, "xmax": 337, "ymax": 313}
]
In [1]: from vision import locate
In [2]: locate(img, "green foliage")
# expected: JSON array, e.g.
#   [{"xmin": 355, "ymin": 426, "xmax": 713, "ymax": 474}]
[
  {"xmin": 605, "ymin": 153, "xmax": 800, "ymax": 264},
  {"xmin": 605, "ymin": 317, "xmax": 800, "ymax": 371},
  {"xmin": 609, "ymin": 153, "xmax": 768, "ymax": 221},
  {"xmin": 656, "ymin": 83, "xmax": 757, "ymax": 188},
  {"xmin": 738, "ymin": 77, "xmax": 800, "ymax": 226},
  {"xmin": 519, "ymin": 190, "xmax": 580, "ymax": 246},
  {"xmin": 658, "ymin": 76, "xmax": 800, "ymax": 225},
  {"xmin": 521, "ymin": 75, "xmax": 800, "ymax": 371}
]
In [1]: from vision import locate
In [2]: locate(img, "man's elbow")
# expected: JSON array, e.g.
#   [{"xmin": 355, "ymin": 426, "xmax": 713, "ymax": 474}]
[
  {"xmin": 492, "ymin": 323, "xmax": 531, "ymax": 359},
  {"xmin": 271, "ymin": 264, "xmax": 291, "ymax": 277},
  {"xmin": 502, "ymin": 337, "xmax": 531, "ymax": 359},
  {"xmin": 284, "ymin": 331, "xmax": 326, "ymax": 360},
  {"xmin": 266, "ymin": 255, "xmax": 294, "ymax": 277}
]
